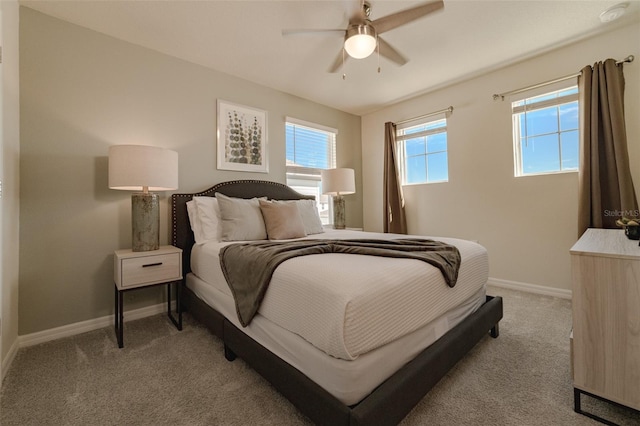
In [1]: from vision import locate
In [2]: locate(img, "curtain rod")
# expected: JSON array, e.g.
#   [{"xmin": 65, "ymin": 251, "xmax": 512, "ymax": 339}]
[
  {"xmin": 492, "ymin": 55, "xmax": 634, "ymax": 101},
  {"xmin": 395, "ymin": 106, "xmax": 453, "ymax": 125}
]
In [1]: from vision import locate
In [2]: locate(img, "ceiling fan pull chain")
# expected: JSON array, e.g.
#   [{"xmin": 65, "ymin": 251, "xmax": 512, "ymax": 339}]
[{"xmin": 342, "ymin": 47, "xmax": 347, "ymax": 80}]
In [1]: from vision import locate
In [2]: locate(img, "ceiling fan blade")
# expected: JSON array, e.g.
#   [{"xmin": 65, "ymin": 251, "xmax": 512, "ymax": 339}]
[
  {"xmin": 282, "ymin": 29, "xmax": 346, "ymax": 36},
  {"xmin": 377, "ymin": 37, "xmax": 408, "ymax": 66},
  {"xmin": 328, "ymin": 49, "xmax": 348, "ymax": 73},
  {"xmin": 372, "ymin": 0, "xmax": 444, "ymax": 34}
]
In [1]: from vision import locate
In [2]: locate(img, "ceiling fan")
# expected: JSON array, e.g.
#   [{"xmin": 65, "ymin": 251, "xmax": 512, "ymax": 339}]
[{"xmin": 282, "ymin": 0, "xmax": 444, "ymax": 73}]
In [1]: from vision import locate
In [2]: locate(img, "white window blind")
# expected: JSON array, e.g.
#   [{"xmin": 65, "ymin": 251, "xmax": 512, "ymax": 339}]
[
  {"xmin": 285, "ymin": 117, "xmax": 337, "ymax": 224},
  {"xmin": 286, "ymin": 117, "xmax": 337, "ymax": 178}
]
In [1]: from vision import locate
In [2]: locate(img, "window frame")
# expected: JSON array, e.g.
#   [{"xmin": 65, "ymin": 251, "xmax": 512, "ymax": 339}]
[
  {"xmin": 285, "ymin": 117, "xmax": 338, "ymax": 224},
  {"xmin": 396, "ymin": 113, "xmax": 449, "ymax": 186},
  {"xmin": 511, "ymin": 85, "xmax": 579, "ymax": 177}
]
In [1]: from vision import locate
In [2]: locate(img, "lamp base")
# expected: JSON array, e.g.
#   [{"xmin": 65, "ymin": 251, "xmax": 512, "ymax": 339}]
[
  {"xmin": 132, "ymin": 193, "xmax": 159, "ymax": 252},
  {"xmin": 333, "ymin": 195, "xmax": 346, "ymax": 229}
]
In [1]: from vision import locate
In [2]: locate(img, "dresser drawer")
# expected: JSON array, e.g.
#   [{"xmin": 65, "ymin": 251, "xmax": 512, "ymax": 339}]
[{"xmin": 114, "ymin": 247, "xmax": 182, "ymax": 289}]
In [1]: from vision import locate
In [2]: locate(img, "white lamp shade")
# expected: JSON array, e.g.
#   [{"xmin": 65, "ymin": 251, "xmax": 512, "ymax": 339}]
[
  {"xmin": 321, "ymin": 168, "xmax": 356, "ymax": 196},
  {"xmin": 109, "ymin": 145, "xmax": 178, "ymax": 191}
]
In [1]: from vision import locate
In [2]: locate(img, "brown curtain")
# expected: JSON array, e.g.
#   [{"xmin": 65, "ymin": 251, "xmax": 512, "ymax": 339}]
[
  {"xmin": 578, "ymin": 59, "xmax": 638, "ymax": 236},
  {"xmin": 383, "ymin": 122, "xmax": 407, "ymax": 234}
]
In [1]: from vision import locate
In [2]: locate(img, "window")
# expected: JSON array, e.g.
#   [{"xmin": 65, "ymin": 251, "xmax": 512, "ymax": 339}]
[
  {"xmin": 285, "ymin": 117, "xmax": 337, "ymax": 224},
  {"xmin": 397, "ymin": 116, "xmax": 448, "ymax": 185},
  {"xmin": 512, "ymin": 86, "xmax": 579, "ymax": 176}
]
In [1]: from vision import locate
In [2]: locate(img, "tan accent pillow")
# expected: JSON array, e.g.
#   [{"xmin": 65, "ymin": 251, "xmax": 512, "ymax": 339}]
[{"xmin": 259, "ymin": 200, "xmax": 307, "ymax": 240}]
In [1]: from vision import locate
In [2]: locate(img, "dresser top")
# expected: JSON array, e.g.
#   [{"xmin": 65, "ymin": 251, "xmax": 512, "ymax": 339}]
[{"xmin": 570, "ymin": 228, "xmax": 640, "ymax": 260}]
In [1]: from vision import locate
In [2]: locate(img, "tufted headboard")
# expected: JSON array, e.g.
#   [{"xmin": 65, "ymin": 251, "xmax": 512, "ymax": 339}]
[{"xmin": 170, "ymin": 180, "xmax": 315, "ymax": 277}]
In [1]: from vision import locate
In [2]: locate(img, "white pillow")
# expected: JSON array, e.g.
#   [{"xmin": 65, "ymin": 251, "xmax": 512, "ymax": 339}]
[
  {"xmin": 186, "ymin": 200, "xmax": 208, "ymax": 244},
  {"xmin": 292, "ymin": 199, "xmax": 324, "ymax": 235},
  {"xmin": 215, "ymin": 193, "xmax": 267, "ymax": 241},
  {"xmin": 192, "ymin": 196, "xmax": 222, "ymax": 242}
]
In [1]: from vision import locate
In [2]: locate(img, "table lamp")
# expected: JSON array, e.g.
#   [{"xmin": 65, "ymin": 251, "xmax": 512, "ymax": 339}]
[
  {"xmin": 321, "ymin": 168, "xmax": 355, "ymax": 229},
  {"xmin": 109, "ymin": 145, "xmax": 178, "ymax": 251}
]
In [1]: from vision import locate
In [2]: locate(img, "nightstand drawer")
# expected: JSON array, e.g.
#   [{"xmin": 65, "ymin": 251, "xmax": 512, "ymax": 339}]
[{"xmin": 114, "ymin": 246, "xmax": 182, "ymax": 289}]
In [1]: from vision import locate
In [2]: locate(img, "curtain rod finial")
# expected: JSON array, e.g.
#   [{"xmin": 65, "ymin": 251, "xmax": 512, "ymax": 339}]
[
  {"xmin": 492, "ymin": 94, "xmax": 503, "ymax": 101},
  {"xmin": 618, "ymin": 55, "xmax": 634, "ymax": 65}
]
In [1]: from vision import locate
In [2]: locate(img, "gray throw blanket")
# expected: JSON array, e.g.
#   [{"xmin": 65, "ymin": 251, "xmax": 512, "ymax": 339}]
[{"xmin": 219, "ymin": 239, "xmax": 461, "ymax": 327}]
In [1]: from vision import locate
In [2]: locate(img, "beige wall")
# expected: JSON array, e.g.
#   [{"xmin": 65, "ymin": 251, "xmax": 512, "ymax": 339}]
[
  {"xmin": 19, "ymin": 7, "xmax": 361, "ymax": 335},
  {"xmin": 1, "ymin": 0, "xmax": 20, "ymax": 373},
  {"xmin": 362, "ymin": 23, "xmax": 640, "ymax": 293}
]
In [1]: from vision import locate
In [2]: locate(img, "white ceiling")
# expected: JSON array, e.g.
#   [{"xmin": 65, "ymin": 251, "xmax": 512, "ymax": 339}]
[{"xmin": 21, "ymin": 0, "xmax": 640, "ymax": 115}]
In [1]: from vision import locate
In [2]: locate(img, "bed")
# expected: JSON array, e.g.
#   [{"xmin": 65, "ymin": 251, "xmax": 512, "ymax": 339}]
[{"xmin": 171, "ymin": 179, "xmax": 503, "ymax": 425}]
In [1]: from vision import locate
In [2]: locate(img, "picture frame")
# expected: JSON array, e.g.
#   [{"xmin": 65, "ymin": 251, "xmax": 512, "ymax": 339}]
[{"xmin": 217, "ymin": 99, "xmax": 268, "ymax": 173}]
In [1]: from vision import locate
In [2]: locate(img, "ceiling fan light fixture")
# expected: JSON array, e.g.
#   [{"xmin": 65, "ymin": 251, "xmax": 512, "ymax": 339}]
[{"xmin": 344, "ymin": 24, "xmax": 377, "ymax": 59}]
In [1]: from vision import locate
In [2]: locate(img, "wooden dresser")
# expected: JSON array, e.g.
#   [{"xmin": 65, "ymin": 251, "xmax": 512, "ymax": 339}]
[{"xmin": 570, "ymin": 228, "xmax": 640, "ymax": 420}]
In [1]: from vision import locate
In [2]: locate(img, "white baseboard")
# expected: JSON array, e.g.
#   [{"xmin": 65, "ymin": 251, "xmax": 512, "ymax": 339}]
[
  {"xmin": 18, "ymin": 301, "xmax": 175, "ymax": 349},
  {"xmin": 1, "ymin": 338, "xmax": 19, "ymax": 383},
  {"xmin": 488, "ymin": 277, "xmax": 572, "ymax": 300}
]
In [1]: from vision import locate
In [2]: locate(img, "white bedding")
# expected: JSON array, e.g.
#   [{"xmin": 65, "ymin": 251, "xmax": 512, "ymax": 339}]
[
  {"xmin": 187, "ymin": 272, "xmax": 485, "ymax": 405},
  {"xmin": 190, "ymin": 229, "xmax": 488, "ymax": 360}
]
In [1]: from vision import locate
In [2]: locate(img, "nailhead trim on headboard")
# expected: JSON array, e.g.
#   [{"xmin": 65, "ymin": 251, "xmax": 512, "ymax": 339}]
[{"xmin": 171, "ymin": 180, "xmax": 315, "ymax": 277}]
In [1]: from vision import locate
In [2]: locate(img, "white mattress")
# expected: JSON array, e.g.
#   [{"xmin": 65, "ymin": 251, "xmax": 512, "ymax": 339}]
[{"xmin": 191, "ymin": 229, "xmax": 488, "ymax": 360}]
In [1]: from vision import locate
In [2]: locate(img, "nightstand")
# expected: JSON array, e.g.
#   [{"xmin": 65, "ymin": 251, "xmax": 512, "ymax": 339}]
[{"xmin": 113, "ymin": 245, "xmax": 183, "ymax": 348}]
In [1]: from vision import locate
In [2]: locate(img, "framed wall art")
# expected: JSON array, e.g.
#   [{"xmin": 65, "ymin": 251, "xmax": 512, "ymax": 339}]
[{"xmin": 217, "ymin": 100, "xmax": 268, "ymax": 173}]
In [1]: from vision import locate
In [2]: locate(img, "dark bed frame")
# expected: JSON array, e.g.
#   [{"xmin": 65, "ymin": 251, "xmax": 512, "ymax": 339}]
[{"xmin": 171, "ymin": 179, "xmax": 503, "ymax": 426}]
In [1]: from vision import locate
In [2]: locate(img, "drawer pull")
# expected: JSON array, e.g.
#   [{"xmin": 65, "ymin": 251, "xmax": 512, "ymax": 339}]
[{"xmin": 142, "ymin": 262, "xmax": 163, "ymax": 268}]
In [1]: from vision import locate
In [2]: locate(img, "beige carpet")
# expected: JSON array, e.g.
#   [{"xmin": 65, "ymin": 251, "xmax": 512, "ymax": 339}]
[{"xmin": 2, "ymin": 286, "xmax": 639, "ymax": 425}]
